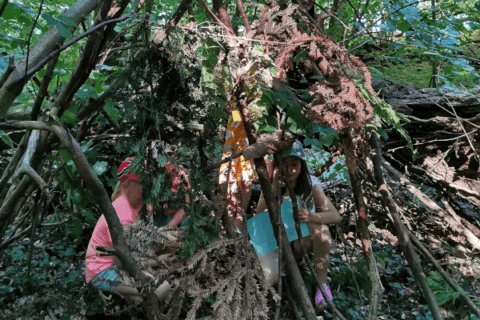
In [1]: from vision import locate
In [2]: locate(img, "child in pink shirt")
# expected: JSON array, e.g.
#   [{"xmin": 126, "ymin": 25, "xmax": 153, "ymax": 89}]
[{"xmin": 85, "ymin": 157, "xmax": 170, "ymax": 302}]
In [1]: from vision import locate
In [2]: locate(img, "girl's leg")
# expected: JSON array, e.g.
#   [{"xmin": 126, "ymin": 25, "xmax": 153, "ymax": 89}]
[{"xmin": 310, "ymin": 224, "xmax": 332, "ymax": 284}]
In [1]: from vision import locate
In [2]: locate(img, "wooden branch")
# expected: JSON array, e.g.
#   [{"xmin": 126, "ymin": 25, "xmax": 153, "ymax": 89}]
[
  {"xmin": 0, "ymin": 55, "xmax": 14, "ymax": 88},
  {"xmin": 100, "ymin": 108, "xmax": 120, "ymax": 132},
  {"xmin": 0, "ymin": 120, "xmax": 52, "ymax": 131},
  {"xmin": 77, "ymin": 78, "xmax": 122, "ymax": 120},
  {"xmin": 52, "ymin": 8, "xmax": 130, "ymax": 114},
  {"xmin": 0, "ymin": 0, "xmax": 106, "ymax": 118},
  {"xmin": 94, "ymin": 245, "xmax": 120, "ymax": 256},
  {"xmin": 235, "ymin": 80, "xmax": 317, "ymax": 320},
  {"xmin": 236, "ymin": 0, "xmax": 251, "ymax": 33},
  {"xmin": 369, "ymin": 132, "xmax": 444, "ymax": 320},
  {"xmin": 187, "ymin": 4, "xmax": 195, "ymax": 26},
  {"xmin": 152, "ymin": 0, "xmax": 192, "ymax": 45},
  {"xmin": 25, "ymin": 0, "xmax": 45, "ymax": 74},
  {"xmin": 48, "ymin": 119, "xmax": 159, "ymax": 319},
  {"xmin": 31, "ymin": 54, "xmax": 59, "ymax": 120},
  {"xmin": 0, "ymin": 133, "xmax": 28, "ymax": 194},
  {"xmin": 408, "ymin": 229, "xmax": 480, "ymax": 317},
  {"xmin": 285, "ymin": 179, "xmax": 347, "ymax": 320},
  {"xmin": 341, "ymin": 131, "xmax": 383, "ymax": 320},
  {"xmin": 0, "ymin": 176, "xmax": 31, "ymax": 240},
  {"xmin": 382, "ymin": 160, "xmax": 480, "ymax": 250},
  {"xmin": 205, "ymin": 130, "xmax": 295, "ymax": 171},
  {"xmin": 0, "ymin": 0, "xmax": 8, "ymax": 18},
  {"xmin": 212, "ymin": 0, "xmax": 235, "ymax": 36},
  {"xmin": 8, "ymin": 15, "xmax": 130, "ymax": 93},
  {"xmin": 197, "ymin": 0, "xmax": 225, "ymax": 28},
  {"xmin": 11, "ymin": 130, "xmax": 45, "ymax": 190}
]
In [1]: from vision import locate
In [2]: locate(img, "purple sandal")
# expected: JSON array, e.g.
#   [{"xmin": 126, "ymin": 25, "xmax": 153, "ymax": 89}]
[{"xmin": 315, "ymin": 283, "xmax": 333, "ymax": 308}]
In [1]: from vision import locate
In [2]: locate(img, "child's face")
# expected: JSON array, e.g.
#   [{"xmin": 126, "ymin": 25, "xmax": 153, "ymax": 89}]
[{"xmin": 284, "ymin": 156, "xmax": 302, "ymax": 182}]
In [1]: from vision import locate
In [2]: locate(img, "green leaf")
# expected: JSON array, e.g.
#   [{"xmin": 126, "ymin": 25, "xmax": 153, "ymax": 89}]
[
  {"xmin": 2, "ymin": 3, "xmax": 32, "ymax": 20},
  {"xmin": 42, "ymin": 13, "xmax": 58, "ymax": 26},
  {"xmin": 0, "ymin": 130, "xmax": 13, "ymax": 148},
  {"xmin": 304, "ymin": 138, "xmax": 320, "ymax": 147},
  {"xmin": 92, "ymin": 161, "xmax": 108, "ymax": 176},
  {"xmin": 60, "ymin": 110, "xmax": 78, "ymax": 126},
  {"xmin": 76, "ymin": 84, "xmax": 98, "ymax": 99},
  {"xmin": 156, "ymin": 154, "xmax": 168, "ymax": 167},
  {"xmin": 294, "ymin": 51, "xmax": 307, "ymax": 64},
  {"xmin": 55, "ymin": 22, "xmax": 72, "ymax": 39},
  {"xmin": 104, "ymin": 99, "xmax": 118, "ymax": 122},
  {"xmin": 58, "ymin": 16, "xmax": 78, "ymax": 28}
]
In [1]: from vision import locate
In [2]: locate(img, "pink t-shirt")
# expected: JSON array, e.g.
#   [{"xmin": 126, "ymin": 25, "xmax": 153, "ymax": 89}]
[{"xmin": 85, "ymin": 194, "xmax": 139, "ymax": 283}]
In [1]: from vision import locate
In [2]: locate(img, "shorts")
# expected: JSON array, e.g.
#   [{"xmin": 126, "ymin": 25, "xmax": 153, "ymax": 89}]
[{"xmin": 90, "ymin": 266, "xmax": 122, "ymax": 292}]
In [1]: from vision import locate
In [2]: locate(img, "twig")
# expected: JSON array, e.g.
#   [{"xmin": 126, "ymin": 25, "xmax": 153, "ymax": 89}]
[
  {"xmin": 0, "ymin": 133, "xmax": 28, "ymax": 194},
  {"xmin": 444, "ymin": 95, "xmax": 480, "ymax": 163},
  {"xmin": 274, "ymin": 157, "xmax": 284, "ymax": 320},
  {"xmin": 313, "ymin": 2, "xmax": 351, "ymax": 31},
  {"xmin": 27, "ymin": 191, "xmax": 42, "ymax": 278},
  {"xmin": 100, "ymin": 108, "xmax": 120, "ymax": 132},
  {"xmin": 7, "ymin": 15, "xmax": 131, "ymax": 89},
  {"xmin": 26, "ymin": 0, "xmax": 45, "ymax": 74},
  {"xmin": 31, "ymin": 54, "xmax": 59, "ymax": 120},
  {"xmin": 0, "ymin": 225, "xmax": 32, "ymax": 251}
]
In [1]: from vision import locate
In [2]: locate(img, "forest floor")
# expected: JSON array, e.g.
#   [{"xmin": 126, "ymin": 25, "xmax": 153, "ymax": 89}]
[{"xmin": 0, "ymin": 180, "xmax": 479, "ymax": 320}]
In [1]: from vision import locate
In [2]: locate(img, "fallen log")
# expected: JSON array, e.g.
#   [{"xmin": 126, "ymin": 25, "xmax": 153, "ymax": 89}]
[{"xmin": 372, "ymin": 79, "xmax": 480, "ymax": 117}]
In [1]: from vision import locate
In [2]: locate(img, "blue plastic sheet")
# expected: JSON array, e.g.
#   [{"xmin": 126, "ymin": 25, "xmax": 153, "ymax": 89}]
[{"xmin": 247, "ymin": 200, "xmax": 310, "ymax": 256}]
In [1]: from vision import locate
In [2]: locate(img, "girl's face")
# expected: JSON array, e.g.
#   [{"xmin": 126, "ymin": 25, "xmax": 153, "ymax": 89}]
[{"xmin": 284, "ymin": 156, "xmax": 302, "ymax": 182}]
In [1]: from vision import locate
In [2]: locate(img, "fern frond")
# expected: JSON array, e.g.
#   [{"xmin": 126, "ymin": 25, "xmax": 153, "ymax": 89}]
[
  {"xmin": 185, "ymin": 296, "xmax": 203, "ymax": 320},
  {"xmin": 165, "ymin": 288, "xmax": 185, "ymax": 320},
  {"xmin": 231, "ymin": 286, "xmax": 243, "ymax": 320}
]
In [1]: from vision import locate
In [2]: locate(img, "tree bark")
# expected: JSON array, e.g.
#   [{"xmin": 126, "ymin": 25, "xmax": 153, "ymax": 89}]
[
  {"xmin": 152, "ymin": 0, "xmax": 192, "ymax": 45},
  {"xmin": 342, "ymin": 131, "xmax": 383, "ymax": 320}
]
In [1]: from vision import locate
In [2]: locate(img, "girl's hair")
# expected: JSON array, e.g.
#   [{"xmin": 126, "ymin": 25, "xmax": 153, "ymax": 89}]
[
  {"xmin": 111, "ymin": 181, "xmax": 122, "ymax": 202},
  {"xmin": 293, "ymin": 159, "xmax": 312, "ymax": 200}
]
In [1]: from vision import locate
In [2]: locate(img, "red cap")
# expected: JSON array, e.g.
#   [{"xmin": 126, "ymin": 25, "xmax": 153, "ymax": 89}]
[{"xmin": 117, "ymin": 157, "xmax": 141, "ymax": 183}]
